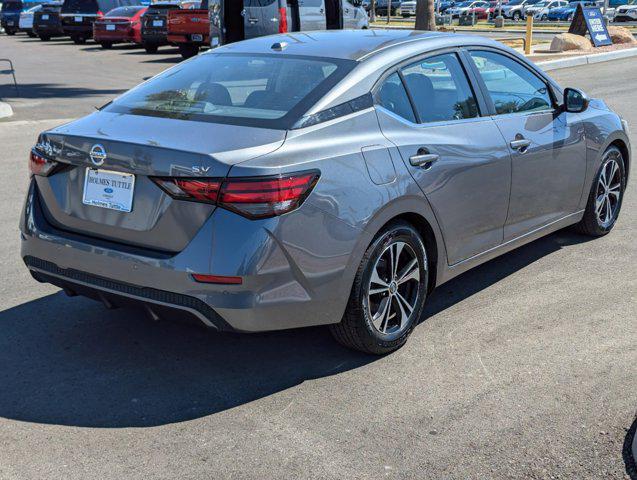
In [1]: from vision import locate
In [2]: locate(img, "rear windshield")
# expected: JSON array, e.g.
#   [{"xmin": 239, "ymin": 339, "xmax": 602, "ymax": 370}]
[
  {"xmin": 105, "ymin": 5, "xmax": 143, "ymax": 15},
  {"xmin": 1, "ymin": 1, "xmax": 23, "ymax": 11},
  {"xmin": 61, "ymin": 0, "xmax": 97, "ymax": 13},
  {"xmin": 147, "ymin": 3, "xmax": 179, "ymax": 10},
  {"xmin": 105, "ymin": 53, "xmax": 356, "ymax": 130}
]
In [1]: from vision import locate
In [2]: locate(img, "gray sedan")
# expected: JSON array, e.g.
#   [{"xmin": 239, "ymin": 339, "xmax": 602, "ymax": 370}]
[{"xmin": 21, "ymin": 30, "xmax": 630, "ymax": 354}]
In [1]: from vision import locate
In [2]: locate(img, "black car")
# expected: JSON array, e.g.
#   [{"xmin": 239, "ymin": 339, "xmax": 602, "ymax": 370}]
[
  {"xmin": 33, "ymin": 2, "xmax": 63, "ymax": 40},
  {"xmin": 362, "ymin": 0, "xmax": 402, "ymax": 15},
  {"xmin": 59, "ymin": 0, "xmax": 142, "ymax": 44},
  {"xmin": 140, "ymin": 2, "xmax": 178, "ymax": 53},
  {"xmin": 1, "ymin": 0, "xmax": 23, "ymax": 35}
]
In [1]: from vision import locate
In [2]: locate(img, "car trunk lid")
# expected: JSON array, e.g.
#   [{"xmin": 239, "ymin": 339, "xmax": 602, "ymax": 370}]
[{"xmin": 36, "ymin": 112, "xmax": 286, "ymax": 252}]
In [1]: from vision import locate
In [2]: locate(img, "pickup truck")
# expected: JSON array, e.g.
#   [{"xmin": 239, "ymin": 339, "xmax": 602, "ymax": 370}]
[{"xmin": 166, "ymin": 0, "xmax": 209, "ymax": 59}]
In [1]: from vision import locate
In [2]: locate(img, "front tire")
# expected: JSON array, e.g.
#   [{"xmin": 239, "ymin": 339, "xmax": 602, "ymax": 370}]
[
  {"xmin": 143, "ymin": 42, "xmax": 158, "ymax": 53},
  {"xmin": 27, "ymin": 31, "xmax": 37, "ymax": 38},
  {"xmin": 574, "ymin": 146, "xmax": 626, "ymax": 237},
  {"xmin": 330, "ymin": 221, "xmax": 429, "ymax": 355},
  {"xmin": 39, "ymin": 34, "xmax": 50, "ymax": 41},
  {"xmin": 99, "ymin": 41, "xmax": 112, "ymax": 49},
  {"xmin": 512, "ymin": 10, "xmax": 521, "ymax": 21}
]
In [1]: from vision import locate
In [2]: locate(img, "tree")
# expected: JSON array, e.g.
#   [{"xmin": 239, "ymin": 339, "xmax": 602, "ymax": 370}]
[
  {"xmin": 370, "ymin": 0, "xmax": 376, "ymax": 22},
  {"xmin": 415, "ymin": 0, "xmax": 436, "ymax": 30}
]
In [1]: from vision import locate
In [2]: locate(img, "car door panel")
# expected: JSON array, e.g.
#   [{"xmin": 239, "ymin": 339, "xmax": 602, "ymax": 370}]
[
  {"xmin": 492, "ymin": 110, "xmax": 586, "ymax": 240},
  {"xmin": 298, "ymin": 0, "xmax": 326, "ymax": 29},
  {"xmin": 466, "ymin": 49, "xmax": 587, "ymax": 240},
  {"xmin": 377, "ymin": 112, "xmax": 512, "ymax": 265},
  {"xmin": 374, "ymin": 53, "xmax": 512, "ymax": 266}
]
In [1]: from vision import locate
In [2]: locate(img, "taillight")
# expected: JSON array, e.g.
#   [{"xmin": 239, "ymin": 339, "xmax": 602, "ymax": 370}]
[
  {"xmin": 97, "ymin": 10, "xmax": 104, "ymax": 17},
  {"xmin": 29, "ymin": 150, "xmax": 59, "ymax": 177},
  {"xmin": 278, "ymin": 6, "xmax": 287, "ymax": 33},
  {"xmin": 151, "ymin": 171, "xmax": 320, "ymax": 219}
]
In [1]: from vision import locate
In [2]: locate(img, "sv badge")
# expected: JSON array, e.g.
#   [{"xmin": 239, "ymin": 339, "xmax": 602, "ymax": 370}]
[{"xmin": 192, "ymin": 166, "xmax": 211, "ymax": 174}]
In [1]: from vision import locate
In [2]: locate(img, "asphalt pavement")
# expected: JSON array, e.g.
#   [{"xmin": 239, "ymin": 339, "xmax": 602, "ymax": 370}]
[{"xmin": 0, "ymin": 34, "xmax": 636, "ymax": 480}]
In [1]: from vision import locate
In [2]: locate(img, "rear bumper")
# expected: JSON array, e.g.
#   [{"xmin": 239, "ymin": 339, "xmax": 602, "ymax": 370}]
[
  {"xmin": 94, "ymin": 31, "xmax": 135, "ymax": 43},
  {"xmin": 20, "ymin": 180, "xmax": 359, "ymax": 333},
  {"xmin": 62, "ymin": 25, "xmax": 93, "ymax": 36},
  {"xmin": 167, "ymin": 33, "xmax": 208, "ymax": 46},
  {"xmin": 34, "ymin": 24, "xmax": 65, "ymax": 34}
]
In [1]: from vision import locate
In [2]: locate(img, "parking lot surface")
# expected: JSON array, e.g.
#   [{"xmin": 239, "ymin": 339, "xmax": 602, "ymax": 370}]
[{"xmin": 0, "ymin": 34, "xmax": 636, "ymax": 479}]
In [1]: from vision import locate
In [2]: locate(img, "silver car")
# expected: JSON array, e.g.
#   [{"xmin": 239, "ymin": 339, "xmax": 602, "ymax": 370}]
[{"xmin": 21, "ymin": 30, "xmax": 630, "ymax": 354}]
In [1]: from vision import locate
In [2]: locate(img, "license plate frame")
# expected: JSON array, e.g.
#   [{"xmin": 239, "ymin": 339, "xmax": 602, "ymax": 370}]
[
  {"xmin": 74, "ymin": 15, "xmax": 82, "ymax": 22},
  {"xmin": 106, "ymin": 24, "xmax": 115, "ymax": 30},
  {"xmin": 83, "ymin": 168, "xmax": 135, "ymax": 213},
  {"xmin": 152, "ymin": 19, "xmax": 163, "ymax": 26},
  {"xmin": 42, "ymin": 14, "xmax": 49, "ymax": 19}
]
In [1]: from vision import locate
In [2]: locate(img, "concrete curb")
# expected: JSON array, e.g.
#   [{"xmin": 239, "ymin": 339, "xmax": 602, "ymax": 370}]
[
  {"xmin": 536, "ymin": 46, "xmax": 637, "ymax": 70},
  {"xmin": 0, "ymin": 101, "xmax": 13, "ymax": 119}
]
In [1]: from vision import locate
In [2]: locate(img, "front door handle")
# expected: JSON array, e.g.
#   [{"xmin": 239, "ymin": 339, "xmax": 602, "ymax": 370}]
[
  {"xmin": 510, "ymin": 138, "xmax": 531, "ymax": 152},
  {"xmin": 410, "ymin": 151, "xmax": 440, "ymax": 168}
]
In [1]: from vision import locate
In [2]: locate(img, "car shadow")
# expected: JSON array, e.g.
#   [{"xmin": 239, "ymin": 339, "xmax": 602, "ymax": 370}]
[
  {"xmin": 0, "ymin": 82, "xmax": 126, "ymax": 100},
  {"xmin": 0, "ymin": 229, "xmax": 593, "ymax": 429}
]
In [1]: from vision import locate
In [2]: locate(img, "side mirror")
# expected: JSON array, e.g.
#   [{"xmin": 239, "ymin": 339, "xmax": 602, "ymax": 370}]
[{"xmin": 564, "ymin": 87, "xmax": 589, "ymax": 113}]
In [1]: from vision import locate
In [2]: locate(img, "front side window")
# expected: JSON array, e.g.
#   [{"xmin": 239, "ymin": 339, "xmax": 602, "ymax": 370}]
[
  {"xmin": 1, "ymin": 1, "xmax": 23, "ymax": 11},
  {"xmin": 105, "ymin": 53, "xmax": 355, "ymax": 129},
  {"xmin": 376, "ymin": 72, "xmax": 416, "ymax": 123},
  {"xmin": 469, "ymin": 51, "xmax": 552, "ymax": 115},
  {"xmin": 401, "ymin": 52, "xmax": 479, "ymax": 123}
]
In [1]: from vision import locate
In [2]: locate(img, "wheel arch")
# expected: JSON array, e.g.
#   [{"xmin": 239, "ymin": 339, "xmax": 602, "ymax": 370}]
[{"xmin": 609, "ymin": 138, "xmax": 631, "ymax": 183}]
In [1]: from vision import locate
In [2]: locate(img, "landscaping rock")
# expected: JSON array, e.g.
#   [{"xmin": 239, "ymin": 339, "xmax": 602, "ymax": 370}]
[
  {"xmin": 550, "ymin": 33, "xmax": 592, "ymax": 52},
  {"xmin": 608, "ymin": 25, "xmax": 636, "ymax": 44}
]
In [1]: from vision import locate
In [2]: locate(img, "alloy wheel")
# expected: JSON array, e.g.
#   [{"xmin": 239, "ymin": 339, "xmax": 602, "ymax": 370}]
[
  {"xmin": 595, "ymin": 154, "xmax": 623, "ymax": 228},
  {"xmin": 367, "ymin": 241, "xmax": 422, "ymax": 336}
]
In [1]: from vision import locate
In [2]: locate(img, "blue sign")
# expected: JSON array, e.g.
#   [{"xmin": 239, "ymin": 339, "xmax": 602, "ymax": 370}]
[{"xmin": 583, "ymin": 7, "xmax": 612, "ymax": 47}]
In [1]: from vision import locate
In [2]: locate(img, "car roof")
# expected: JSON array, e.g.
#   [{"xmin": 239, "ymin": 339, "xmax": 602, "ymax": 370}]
[{"xmin": 212, "ymin": 29, "xmax": 502, "ymax": 63}]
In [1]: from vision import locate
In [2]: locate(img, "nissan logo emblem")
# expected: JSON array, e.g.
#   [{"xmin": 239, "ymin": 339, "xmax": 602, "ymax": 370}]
[{"xmin": 89, "ymin": 144, "xmax": 107, "ymax": 166}]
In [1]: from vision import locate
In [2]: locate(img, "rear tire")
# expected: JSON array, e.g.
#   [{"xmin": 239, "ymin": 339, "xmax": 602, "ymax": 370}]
[
  {"xmin": 6, "ymin": 28, "xmax": 16, "ymax": 35},
  {"xmin": 72, "ymin": 35, "xmax": 86, "ymax": 44},
  {"xmin": 574, "ymin": 146, "xmax": 626, "ymax": 237},
  {"xmin": 329, "ymin": 221, "xmax": 429, "ymax": 355},
  {"xmin": 39, "ymin": 34, "xmax": 50, "ymax": 41},
  {"xmin": 512, "ymin": 10, "xmax": 521, "ymax": 20},
  {"xmin": 143, "ymin": 42, "xmax": 158, "ymax": 53},
  {"xmin": 27, "ymin": 31, "xmax": 36, "ymax": 38},
  {"xmin": 178, "ymin": 43, "xmax": 198, "ymax": 59},
  {"xmin": 100, "ymin": 41, "xmax": 112, "ymax": 49}
]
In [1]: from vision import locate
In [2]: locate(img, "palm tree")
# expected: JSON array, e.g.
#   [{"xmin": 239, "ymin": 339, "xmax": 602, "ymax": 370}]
[{"xmin": 415, "ymin": 0, "xmax": 436, "ymax": 30}]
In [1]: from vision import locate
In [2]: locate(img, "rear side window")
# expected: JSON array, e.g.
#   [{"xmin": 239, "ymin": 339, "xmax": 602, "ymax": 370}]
[
  {"xmin": 469, "ymin": 50, "xmax": 552, "ymax": 115},
  {"xmin": 376, "ymin": 72, "xmax": 416, "ymax": 123},
  {"xmin": 105, "ymin": 53, "xmax": 355, "ymax": 129},
  {"xmin": 401, "ymin": 53, "xmax": 479, "ymax": 123}
]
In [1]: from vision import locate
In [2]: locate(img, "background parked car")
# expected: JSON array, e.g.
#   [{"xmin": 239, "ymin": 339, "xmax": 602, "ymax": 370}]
[
  {"xmin": 33, "ymin": 1, "xmax": 63, "ymax": 39},
  {"xmin": 60, "ymin": 0, "xmax": 144, "ymax": 44},
  {"xmin": 499, "ymin": 0, "xmax": 540, "ymax": 19},
  {"xmin": 209, "ymin": 0, "xmax": 369, "ymax": 48},
  {"xmin": 167, "ymin": 0, "xmax": 207, "ymax": 59},
  {"xmin": 362, "ymin": 0, "xmax": 401, "ymax": 15},
  {"xmin": 547, "ymin": 0, "xmax": 597, "ymax": 21},
  {"xmin": 401, "ymin": 0, "xmax": 416, "ymax": 15},
  {"xmin": 528, "ymin": 0, "xmax": 567, "ymax": 19},
  {"xmin": 93, "ymin": 5, "xmax": 146, "ymax": 48},
  {"xmin": 447, "ymin": 0, "xmax": 489, "ymax": 17},
  {"xmin": 140, "ymin": 1, "xmax": 178, "ymax": 53},
  {"xmin": 1, "ymin": 0, "xmax": 24, "ymax": 34},
  {"xmin": 613, "ymin": 0, "xmax": 637, "ymax": 20},
  {"xmin": 438, "ymin": 0, "xmax": 457, "ymax": 12},
  {"xmin": 486, "ymin": 0, "xmax": 510, "ymax": 18},
  {"xmin": 18, "ymin": 3, "xmax": 41, "ymax": 35}
]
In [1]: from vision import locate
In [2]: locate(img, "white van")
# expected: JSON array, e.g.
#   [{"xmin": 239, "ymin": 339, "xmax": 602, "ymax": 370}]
[{"xmin": 209, "ymin": 0, "xmax": 368, "ymax": 46}]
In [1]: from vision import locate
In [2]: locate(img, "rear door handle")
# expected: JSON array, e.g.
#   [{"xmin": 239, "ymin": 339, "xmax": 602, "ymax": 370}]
[
  {"xmin": 410, "ymin": 152, "xmax": 440, "ymax": 167},
  {"xmin": 510, "ymin": 138, "xmax": 531, "ymax": 152}
]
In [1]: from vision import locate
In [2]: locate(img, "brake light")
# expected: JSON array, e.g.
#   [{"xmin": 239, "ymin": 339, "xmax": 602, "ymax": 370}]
[
  {"xmin": 192, "ymin": 274, "xmax": 242, "ymax": 285},
  {"xmin": 278, "ymin": 6, "xmax": 287, "ymax": 33},
  {"xmin": 97, "ymin": 10, "xmax": 104, "ymax": 17},
  {"xmin": 151, "ymin": 171, "xmax": 320, "ymax": 219},
  {"xmin": 29, "ymin": 150, "xmax": 59, "ymax": 176}
]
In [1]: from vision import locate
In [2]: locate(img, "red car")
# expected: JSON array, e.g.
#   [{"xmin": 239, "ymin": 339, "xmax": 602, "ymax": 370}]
[
  {"xmin": 93, "ymin": 5, "xmax": 147, "ymax": 49},
  {"xmin": 487, "ymin": 0, "xmax": 510, "ymax": 18}
]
